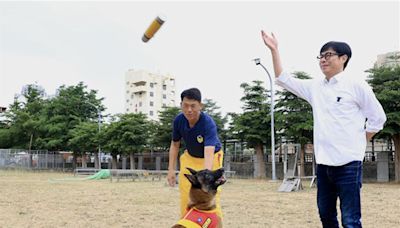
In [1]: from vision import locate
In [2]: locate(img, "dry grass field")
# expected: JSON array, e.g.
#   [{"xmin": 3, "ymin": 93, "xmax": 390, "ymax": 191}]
[{"xmin": 0, "ymin": 170, "xmax": 399, "ymax": 228}]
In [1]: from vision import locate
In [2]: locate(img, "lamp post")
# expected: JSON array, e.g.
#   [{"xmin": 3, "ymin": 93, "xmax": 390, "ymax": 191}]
[
  {"xmin": 87, "ymin": 102, "xmax": 102, "ymax": 169},
  {"xmin": 253, "ymin": 58, "xmax": 277, "ymax": 181}
]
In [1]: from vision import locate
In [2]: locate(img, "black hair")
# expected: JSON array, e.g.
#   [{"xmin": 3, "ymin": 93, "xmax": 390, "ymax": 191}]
[
  {"xmin": 180, "ymin": 88, "xmax": 201, "ymax": 102},
  {"xmin": 320, "ymin": 41, "xmax": 352, "ymax": 70}
]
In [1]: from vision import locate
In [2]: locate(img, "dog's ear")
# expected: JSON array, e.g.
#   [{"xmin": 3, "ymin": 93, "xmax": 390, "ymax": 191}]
[
  {"xmin": 186, "ymin": 167, "xmax": 198, "ymax": 175},
  {"xmin": 184, "ymin": 173, "xmax": 199, "ymax": 186}
]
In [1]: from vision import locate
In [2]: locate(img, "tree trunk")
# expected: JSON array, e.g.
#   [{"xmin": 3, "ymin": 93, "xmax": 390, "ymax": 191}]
[
  {"xmin": 130, "ymin": 153, "xmax": 135, "ymax": 170},
  {"xmin": 255, "ymin": 144, "xmax": 266, "ymax": 179},
  {"xmin": 112, "ymin": 155, "xmax": 118, "ymax": 169},
  {"xmin": 393, "ymin": 134, "xmax": 400, "ymax": 182},
  {"xmin": 72, "ymin": 154, "xmax": 77, "ymax": 170},
  {"xmin": 94, "ymin": 152, "xmax": 100, "ymax": 169},
  {"xmin": 300, "ymin": 144, "xmax": 306, "ymax": 177},
  {"xmin": 81, "ymin": 154, "xmax": 87, "ymax": 168},
  {"xmin": 28, "ymin": 153, "xmax": 33, "ymax": 168}
]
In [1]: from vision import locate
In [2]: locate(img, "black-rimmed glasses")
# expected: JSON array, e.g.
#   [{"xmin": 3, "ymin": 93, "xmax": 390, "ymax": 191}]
[{"xmin": 317, "ymin": 52, "xmax": 340, "ymax": 60}]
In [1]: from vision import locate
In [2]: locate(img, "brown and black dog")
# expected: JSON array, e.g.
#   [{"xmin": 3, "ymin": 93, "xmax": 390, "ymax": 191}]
[{"xmin": 172, "ymin": 167, "xmax": 226, "ymax": 228}]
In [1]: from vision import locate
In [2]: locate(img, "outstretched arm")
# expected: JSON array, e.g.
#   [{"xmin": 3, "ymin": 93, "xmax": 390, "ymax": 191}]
[
  {"xmin": 167, "ymin": 140, "xmax": 180, "ymax": 187},
  {"xmin": 261, "ymin": 30, "xmax": 283, "ymax": 77}
]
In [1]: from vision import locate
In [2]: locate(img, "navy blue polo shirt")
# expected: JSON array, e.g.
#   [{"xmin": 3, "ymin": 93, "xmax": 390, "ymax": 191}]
[{"xmin": 172, "ymin": 112, "xmax": 221, "ymax": 158}]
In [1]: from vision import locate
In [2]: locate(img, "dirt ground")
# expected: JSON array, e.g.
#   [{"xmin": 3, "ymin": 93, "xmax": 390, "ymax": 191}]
[{"xmin": 0, "ymin": 170, "xmax": 399, "ymax": 228}]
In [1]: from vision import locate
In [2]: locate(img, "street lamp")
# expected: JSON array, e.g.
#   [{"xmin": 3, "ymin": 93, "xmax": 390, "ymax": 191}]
[
  {"xmin": 87, "ymin": 102, "xmax": 102, "ymax": 169},
  {"xmin": 253, "ymin": 58, "xmax": 277, "ymax": 181}
]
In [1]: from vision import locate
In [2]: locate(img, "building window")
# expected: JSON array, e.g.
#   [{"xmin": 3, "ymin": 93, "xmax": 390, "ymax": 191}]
[
  {"xmin": 150, "ymin": 82, "xmax": 154, "ymax": 88},
  {"xmin": 131, "ymin": 94, "xmax": 134, "ymax": 99},
  {"xmin": 139, "ymin": 102, "xmax": 142, "ymax": 107},
  {"xmin": 163, "ymin": 84, "xmax": 167, "ymax": 90},
  {"xmin": 126, "ymin": 99, "xmax": 129, "ymax": 103},
  {"xmin": 149, "ymin": 111, "xmax": 154, "ymax": 116},
  {"xmin": 126, "ymin": 108, "xmax": 129, "ymax": 112},
  {"xmin": 150, "ymin": 92, "xmax": 154, "ymax": 97},
  {"xmin": 150, "ymin": 101, "xmax": 154, "ymax": 107},
  {"xmin": 163, "ymin": 94, "xmax": 166, "ymax": 99},
  {"xmin": 162, "ymin": 103, "xmax": 166, "ymax": 107}
]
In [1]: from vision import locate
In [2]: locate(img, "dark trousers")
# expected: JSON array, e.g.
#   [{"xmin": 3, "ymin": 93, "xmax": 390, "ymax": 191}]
[{"xmin": 316, "ymin": 161, "xmax": 363, "ymax": 228}]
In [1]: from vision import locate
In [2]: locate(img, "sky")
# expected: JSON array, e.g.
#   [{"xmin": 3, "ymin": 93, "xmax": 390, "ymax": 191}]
[{"xmin": 1, "ymin": 1, "xmax": 399, "ymax": 117}]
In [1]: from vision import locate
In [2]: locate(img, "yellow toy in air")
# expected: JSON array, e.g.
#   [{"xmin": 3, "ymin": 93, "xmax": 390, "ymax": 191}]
[{"xmin": 142, "ymin": 15, "xmax": 165, "ymax": 42}]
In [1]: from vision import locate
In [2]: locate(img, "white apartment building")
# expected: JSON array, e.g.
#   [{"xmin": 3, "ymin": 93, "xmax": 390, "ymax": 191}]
[
  {"xmin": 125, "ymin": 69, "xmax": 177, "ymax": 121},
  {"xmin": 374, "ymin": 51, "xmax": 400, "ymax": 68}
]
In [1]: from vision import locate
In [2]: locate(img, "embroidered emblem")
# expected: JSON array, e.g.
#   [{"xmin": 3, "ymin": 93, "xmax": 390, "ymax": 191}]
[
  {"xmin": 197, "ymin": 135, "xmax": 204, "ymax": 143},
  {"xmin": 202, "ymin": 218, "xmax": 212, "ymax": 228}
]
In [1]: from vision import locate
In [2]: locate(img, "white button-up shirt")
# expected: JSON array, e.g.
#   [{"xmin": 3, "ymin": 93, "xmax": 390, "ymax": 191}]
[{"xmin": 277, "ymin": 71, "xmax": 387, "ymax": 166}]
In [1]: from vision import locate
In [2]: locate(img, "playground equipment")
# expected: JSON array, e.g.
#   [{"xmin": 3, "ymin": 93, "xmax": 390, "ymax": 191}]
[{"xmin": 278, "ymin": 144, "xmax": 316, "ymax": 192}]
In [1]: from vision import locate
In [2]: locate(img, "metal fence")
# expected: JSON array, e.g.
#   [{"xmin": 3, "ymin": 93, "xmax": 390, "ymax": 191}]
[
  {"xmin": 0, "ymin": 149, "xmax": 65, "ymax": 170},
  {"xmin": 1, "ymin": 143, "xmax": 396, "ymax": 181}
]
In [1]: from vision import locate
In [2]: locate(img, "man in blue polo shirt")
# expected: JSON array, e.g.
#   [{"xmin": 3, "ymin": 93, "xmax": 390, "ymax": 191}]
[{"xmin": 167, "ymin": 88, "xmax": 224, "ymax": 219}]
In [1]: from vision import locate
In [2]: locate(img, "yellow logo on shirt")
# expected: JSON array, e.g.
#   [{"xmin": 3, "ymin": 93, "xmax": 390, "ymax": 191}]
[{"xmin": 197, "ymin": 135, "xmax": 204, "ymax": 143}]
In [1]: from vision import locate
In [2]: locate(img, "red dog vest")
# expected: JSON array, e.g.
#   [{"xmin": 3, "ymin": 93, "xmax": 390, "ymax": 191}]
[{"xmin": 177, "ymin": 207, "xmax": 219, "ymax": 228}]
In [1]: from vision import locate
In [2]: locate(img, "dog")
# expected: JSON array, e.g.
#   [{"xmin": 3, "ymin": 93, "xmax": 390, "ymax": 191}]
[{"xmin": 172, "ymin": 167, "xmax": 226, "ymax": 228}]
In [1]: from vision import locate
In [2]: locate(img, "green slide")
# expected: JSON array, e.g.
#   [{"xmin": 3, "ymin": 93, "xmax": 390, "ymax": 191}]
[
  {"xmin": 85, "ymin": 169, "xmax": 111, "ymax": 180},
  {"xmin": 48, "ymin": 169, "xmax": 111, "ymax": 183}
]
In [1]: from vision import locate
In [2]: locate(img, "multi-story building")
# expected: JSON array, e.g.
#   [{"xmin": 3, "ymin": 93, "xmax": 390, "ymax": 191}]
[
  {"xmin": 125, "ymin": 69, "xmax": 177, "ymax": 121},
  {"xmin": 374, "ymin": 51, "xmax": 400, "ymax": 68}
]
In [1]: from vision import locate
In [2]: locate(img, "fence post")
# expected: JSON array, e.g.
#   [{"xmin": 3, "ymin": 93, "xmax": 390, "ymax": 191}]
[
  {"xmin": 253, "ymin": 154, "xmax": 258, "ymax": 178},
  {"xmin": 224, "ymin": 154, "xmax": 231, "ymax": 172},
  {"xmin": 138, "ymin": 155, "xmax": 143, "ymax": 169},
  {"xmin": 377, "ymin": 151, "xmax": 389, "ymax": 182},
  {"xmin": 156, "ymin": 156, "xmax": 161, "ymax": 170},
  {"xmin": 122, "ymin": 156, "xmax": 127, "ymax": 169},
  {"xmin": 283, "ymin": 145, "xmax": 288, "ymax": 177}
]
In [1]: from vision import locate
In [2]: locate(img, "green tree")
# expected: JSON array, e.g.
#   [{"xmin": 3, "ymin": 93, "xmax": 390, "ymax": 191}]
[
  {"xmin": 203, "ymin": 98, "xmax": 228, "ymax": 142},
  {"xmin": 39, "ymin": 82, "xmax": 104, "ymax": 152},
  {"xmin": 275, "ymin": 71, "xmax": 313, "ymax": 176},
  {"xmin": 366, "ymin": 65, "xmax": 400, "ymax": 182},
  {"xmin": 101, "ymin": 113, "xmax": 150, "ymax": 169},
  {"xmin": 68, "ymin": 121, "xmax": 99, "ymax": 168},
  {"xmin": 229, "ymin": 80, "xmax": 270, "ymax": 178},
  {"xmin": 1, "ymin": 84, "xmax": 47, "ymax": 150},
  {"xmin": 151, "ymin": 106, "xmax": 180, "ymax": 151}
]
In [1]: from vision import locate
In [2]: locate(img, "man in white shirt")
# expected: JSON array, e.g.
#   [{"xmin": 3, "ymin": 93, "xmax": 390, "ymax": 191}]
[{"xmin": 261, "ymin": 31, "xmax": 386, "ymax": 228}]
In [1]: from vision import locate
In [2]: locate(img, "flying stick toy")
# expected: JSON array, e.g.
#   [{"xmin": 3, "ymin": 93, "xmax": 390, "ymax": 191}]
[{"xmin": 142, "ymin": 15, "xmax": 165, "ymax": 42}]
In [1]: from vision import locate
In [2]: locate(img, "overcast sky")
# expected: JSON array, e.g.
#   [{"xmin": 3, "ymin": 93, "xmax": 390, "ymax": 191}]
[{"xmin": 1, "ymin": 1, "xmax": 399, "ymax": 116}]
